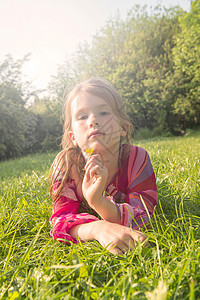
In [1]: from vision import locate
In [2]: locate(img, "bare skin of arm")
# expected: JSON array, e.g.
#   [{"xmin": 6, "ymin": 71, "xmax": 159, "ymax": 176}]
[
  {"xmin": 70, "ymin": 154, "xmax": 148, "ymax": 255},
  {"xmin": 82, "ymin": 154, "xmax": 121, "ymax": 223},
  {"xmin": 69, "ymin": 220, "xmax": 147, "ymax": 255}
]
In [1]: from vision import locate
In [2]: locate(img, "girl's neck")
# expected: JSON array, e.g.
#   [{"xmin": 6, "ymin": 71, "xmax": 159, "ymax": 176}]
[{"xmin": 102, "ymin": 150, "xmax": 120, "ymax": 186}]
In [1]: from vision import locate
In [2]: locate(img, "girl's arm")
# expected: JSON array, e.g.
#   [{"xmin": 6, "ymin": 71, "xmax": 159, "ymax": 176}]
[
  {"xmin": 51, "ymin": 188, "xmax": 147, "ymax": 254},
  {"xmin": 89, "ymin": 194, "xmax": 121, "ymax": 223},
  {"xmin": 69, "ymin": 220, "xmax": 147, "ymax": 255},
  {"xmin": 115, "ymin": 146, "xmax": 158, "ymax": 229},
  {"xmin": 82, "ymin": 147, "xmax": 158, "ymax": 229},
  {"xmin": 50, "ymin": 181, "xmax": 99, "ymax": 244},
  {"xmin": 82, "ymin": 154, "xmax": 121, "ymax": 223}
]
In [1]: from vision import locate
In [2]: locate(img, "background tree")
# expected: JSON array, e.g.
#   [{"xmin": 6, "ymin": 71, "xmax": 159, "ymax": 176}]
[
  {"xmin": 50, "ymin": 5, "xmax": 183, "ymax": 136},
  {"xmin": 1, "ymin": 3, "xmax": 199, "ymax": 160},
  {"xmin": 172, "ymin": 0, "xmax": 200, "ymax": 130},
  {"xmin": 0, "ymin": 55, "xmax": 30, "ymax": 160},
  {"xmin": 0, "ymin": 85, "xmax": 25, "ymax": 159},
  {"xmin": 111, "ymin": 6, "xmax": 182, "ymax": 134},
  {"xmin": 28, "ymin": 97, "xmax": 63, "ymax": 152}
]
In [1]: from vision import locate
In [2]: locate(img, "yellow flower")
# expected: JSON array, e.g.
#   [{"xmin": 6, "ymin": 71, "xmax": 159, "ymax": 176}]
[
  {"xmin": 85, "ymin": 148, "xmax": 94, "ymax": 155},
  {"xmin": 82, "ymin": 148, "xmax": 95, "ymax": 170}
]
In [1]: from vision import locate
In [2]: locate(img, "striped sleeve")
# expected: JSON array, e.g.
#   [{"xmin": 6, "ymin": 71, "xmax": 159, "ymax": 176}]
[
  {"xmin": 50, "ymin": 180, "xmax": 99, "ymax": 244},
  {"xmin": 117, "ymin": 146, "xmax": 158, "ymax": 229}
]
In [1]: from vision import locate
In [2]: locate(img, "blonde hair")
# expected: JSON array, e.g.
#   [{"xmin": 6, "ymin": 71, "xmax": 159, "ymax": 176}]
[{"xmin": 50, "ymin": 77, "xmax": 133, "ymax": 202}]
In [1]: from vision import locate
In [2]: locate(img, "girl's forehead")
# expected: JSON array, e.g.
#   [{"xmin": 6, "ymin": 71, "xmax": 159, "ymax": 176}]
[{"xmin": 71, "ymin": 92, "xmax": 110, "ymax": 111}]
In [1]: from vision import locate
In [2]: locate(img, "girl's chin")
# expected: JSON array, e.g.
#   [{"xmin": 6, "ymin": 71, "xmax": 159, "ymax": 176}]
[
  {"xmin": 82, "ymin": 139, "xmax": 116, "ymax": 154},
  {"xmin": 89, "ymin": 142, "xmax": 111, "ymax": 153}
]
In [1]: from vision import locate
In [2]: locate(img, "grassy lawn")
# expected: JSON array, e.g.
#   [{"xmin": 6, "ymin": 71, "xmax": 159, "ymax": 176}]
[{"xmin": 0, "ymin": 131, "xmax": 199, "ymax": 299}]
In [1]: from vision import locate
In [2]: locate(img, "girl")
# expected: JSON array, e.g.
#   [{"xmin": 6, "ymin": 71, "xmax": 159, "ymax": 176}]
[{"xmin": 50, "ymin": 77, "xmax": 158, "ymax": 255}]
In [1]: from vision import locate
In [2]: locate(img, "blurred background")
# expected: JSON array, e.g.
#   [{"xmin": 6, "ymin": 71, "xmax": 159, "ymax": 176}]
[{"xmin": 0, "ymin": 0, "xmax": 199, "ymax": 160}]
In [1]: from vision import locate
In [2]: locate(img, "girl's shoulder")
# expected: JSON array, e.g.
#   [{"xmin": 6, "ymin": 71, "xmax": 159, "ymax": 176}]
[
  {"xmin": 129, "ymin": 144, "xmax": 148, "ymax": 157},
  {"xmin": 51, "ymin": 150, "xmax": 84, "ymax": 197},
  {"xmin": 120, "ymin": 144, "xmax": 149, "ymax": 177},
  {"xmin": 121, "ymin": 144, "xmax": 148, "ymax": 164},
  {"xmin": 51, "ymin": 150, "xmax": 73, "ymax": 185},
  {"xmin": 117, "ymin": 144, "xmax": 149, "ymax": 189}
]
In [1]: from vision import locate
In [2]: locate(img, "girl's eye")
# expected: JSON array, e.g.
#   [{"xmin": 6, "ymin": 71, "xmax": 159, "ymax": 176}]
[
  {"xmin": 78, "ymin": 115, "xmax": 87, "ymax": 120},
  {"xmin": 100, "ymin": 111, "xmax": 110, "ymax": 116}
]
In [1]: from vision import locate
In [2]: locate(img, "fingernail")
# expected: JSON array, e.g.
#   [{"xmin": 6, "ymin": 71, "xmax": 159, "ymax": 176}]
[{"xmin": 139, "ymin": 236, "xmax": 145, "ymax": 242}]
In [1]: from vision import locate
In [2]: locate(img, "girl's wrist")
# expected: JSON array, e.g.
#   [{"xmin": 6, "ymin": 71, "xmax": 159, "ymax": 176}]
[
  {"xmin": 70, "ymin": 221, "xmax": 103, "ymax": 241},
  {"xmin": 88, "ymin": 194, "xmax": 106, "ymax": 211},
  {"xmin": 86, "ymin": 193, "xmax": 103, "ymax": 209},
  {"xmin": 89, "ymin": 196, "xmax": 121, "ymax": 224},
  {"xmin": 91, "ymin": 220, "xmax": 106, "ymax": 240}
]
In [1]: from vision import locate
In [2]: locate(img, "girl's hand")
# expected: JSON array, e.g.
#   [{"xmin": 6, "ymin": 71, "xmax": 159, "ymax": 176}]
[
  {"xmin": 93, "ymin": 220, "xmax": 148, "ymax": 255},
  {"xmin": 82, "ymin": 154, "xmax": 108, "ymax": 207}
]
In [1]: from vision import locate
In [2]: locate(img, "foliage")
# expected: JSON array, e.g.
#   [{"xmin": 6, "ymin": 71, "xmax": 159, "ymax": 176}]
[
  {"xmin": 50, "ymin": 3, "xmax": 200, "ymax": 137},
  {"xmin": 0, "ymin": 56, "xmax": 61, "ymax": 160},
  {"xmin": 28, "ymin": 98, "xmax": 63, "ymax": 152},
  {"xmin": 1, "ymin": 3, "xmax": 200, "ymax": 160},
  {"xmin": 112, "ymin": 6, "xmax": 182, "ymax": 132},
  {"xmin": 48, "ymin": 59, "xmax": 78, "ymax": 102},
  {"xmin": 172, "ymin": 0, "xmax": 200, "ymax": 129},
  {"xmin": 0, "ymin": 60, "xmax": 26, "ymax": 160},
  {"xmin": 0, "ymin": 133, "xmax": 199, "ymax": 299},
  {"xmin": 24, "ymin": 111, "xmax": 43, "ymax": 154},
  {"xmin": 49, "ymin": 6, "xmax": 182, "ymax": 134},
  {"xmin": 0, "ymin": 54, "xmax": 35, "ymax": 103}
]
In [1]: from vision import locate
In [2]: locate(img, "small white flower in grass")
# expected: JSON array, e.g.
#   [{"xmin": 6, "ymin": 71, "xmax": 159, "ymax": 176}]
[{"xmin": 146, "ymin": 280, "xmax": 167, "ymax": 300}]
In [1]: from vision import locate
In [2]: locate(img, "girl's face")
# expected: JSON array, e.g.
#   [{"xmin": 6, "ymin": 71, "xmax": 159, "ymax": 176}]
[{"xmin": 68, "ymin": 92, "xmax": 126, "ymax": 155}]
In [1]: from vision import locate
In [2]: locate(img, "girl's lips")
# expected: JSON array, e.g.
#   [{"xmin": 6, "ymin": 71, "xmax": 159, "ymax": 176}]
[{"xmin": 89, "ymin": 130, "xmax": 104, "ymax": 139}]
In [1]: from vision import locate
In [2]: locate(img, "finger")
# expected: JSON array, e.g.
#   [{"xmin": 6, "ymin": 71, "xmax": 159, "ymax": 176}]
[
  {"xmin": 84, "ymin": 162, "xmax": 97, "ymax": 181},
  {"xmin": 85, "ymin": 155, "xmax": 103, "ymax": 168},
  {"xmin": 90, "ymin": 153, "xmax": 103, "ymax": 161},
  {"xmin": 107, "ymin": 239, "xmax": 132, "ymax": 254},
  {"xmin": 84, "ymin": 165, "xmax": 100, "ymax": 183},
  {"xmin": 106, "ymin": 243, "xmax": 124, "ymax": 256},
  {"xmin": 109, "ymin": 234, "xmax": 135, "ymax": 251},
  {"xmin": 85, "ymin": 160, "xmax": 102, "ymax": 171},
  {"xmin": 109, "ymin": 247, "xmax": 124, "ymax": 256},
  {"xmin": 130, "ymin": 229, "xmax": 147, "ymax": 243},
  {"xmin": 126, "ymin": 230, "xmax": 150, "ymax": 249},
  {"xmin": 143, "ymin": 239, "xmax": 151, "ymax": 248},
  {"xmin": 85, "ymin": 161, "xmax": 97, "ymax": 171},
  {"xmin": 89, "ymin": 165, "xmax": 103, "ymax": 181},
  {"xmin": 85, "ymin": 160, "xmax": 102, "ymax": 172},
  {"xmin": 85, "ymin": 162, "xmax": 100, "ymax": 178},
  {"xmin": 121, "ymin": 236, "xmax": 136, "ymax": 251},
  {"xmin": 84, "ymin": 167, "xmax": 90, "ymax": 182},
  {"xmin": 85, "ymin": 161, "xmax": 107, "ymax": 177}
]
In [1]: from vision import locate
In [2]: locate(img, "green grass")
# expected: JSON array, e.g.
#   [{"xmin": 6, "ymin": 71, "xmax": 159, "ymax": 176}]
[{"xmin": 0, "ymin": 131, "xmax": 200, "ymax": 299}]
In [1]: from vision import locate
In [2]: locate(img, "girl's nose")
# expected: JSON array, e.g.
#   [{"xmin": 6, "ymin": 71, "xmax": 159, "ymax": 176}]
[
  {"xmin": 88, "ymin": 114, "xmax": 101, "ymax": 128},
  {"xmin": 89, "ymin": 121, "xmax": 101, "ymax": 128}
]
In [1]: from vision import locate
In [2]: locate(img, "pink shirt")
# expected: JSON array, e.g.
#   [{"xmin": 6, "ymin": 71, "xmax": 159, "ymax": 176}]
[{"xmin": 50, "ymin": 145, "xmax": 158, "ymax": 244}]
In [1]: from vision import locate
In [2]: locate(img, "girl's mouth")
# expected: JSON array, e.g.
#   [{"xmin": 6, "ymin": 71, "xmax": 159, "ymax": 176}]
[{"xmin": 89, "ymin": 130, "xmax": 105, "ymax": 139}]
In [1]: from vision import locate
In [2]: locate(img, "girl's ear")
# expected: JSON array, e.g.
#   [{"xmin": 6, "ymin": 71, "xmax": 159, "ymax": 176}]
[
  {"xmin": 120, "ymin": 126, "xmax": 127, "ymax": 137},
  {"xmin": 68, "ymin": 131, "xmax": 78, "ymax": 146}
]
